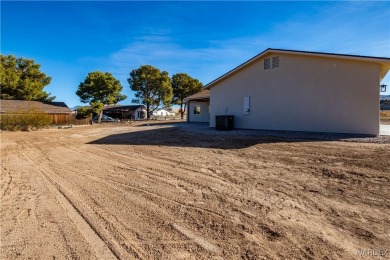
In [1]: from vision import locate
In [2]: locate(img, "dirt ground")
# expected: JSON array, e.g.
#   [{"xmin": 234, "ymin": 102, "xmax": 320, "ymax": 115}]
[{"xmin": 1, "ymin": 122, "xmax": 389, "ymax": 259}]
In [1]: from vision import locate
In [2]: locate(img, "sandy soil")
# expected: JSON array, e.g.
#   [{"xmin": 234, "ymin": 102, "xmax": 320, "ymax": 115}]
[{"xmin": 1, "ymin": 123, "xmax": 389, "ymax": 259}]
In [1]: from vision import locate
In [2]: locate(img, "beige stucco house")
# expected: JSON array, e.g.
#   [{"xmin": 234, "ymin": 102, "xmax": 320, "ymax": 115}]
[{"xmin": 205, "ymin": 48, "xmax": 390, "ymax": 135}]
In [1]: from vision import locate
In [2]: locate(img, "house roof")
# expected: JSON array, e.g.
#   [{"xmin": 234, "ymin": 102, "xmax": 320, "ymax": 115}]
[
  {"xmin": 0, "ymin": 100, "xmax": 72, "ymax": 114},
  {"xmin": 204, "ymin": 48, "xmax": 390, "ymax": 89},
  {"xmin": 103, "ymin": 105, "xmax": 145, "ymax": 111},
  {"xmin": 184, "ymin": 90, "xmax": 210, "ymax": 102}
]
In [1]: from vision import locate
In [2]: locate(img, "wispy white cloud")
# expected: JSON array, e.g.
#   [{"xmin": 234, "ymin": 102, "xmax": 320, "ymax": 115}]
[
  {"xmin": 107, "ymin": 35, "xmax": 264, "ymax": 86},
  {"xmin": 73, "ymin": 1, "xmax": 390, "ymax": 104},
  {"xmin": 105, "ymin": 1, "xmax": 389, "ymax": 87},
  {"xmin": 268, "ymin": 1, "xmax": 390, "ymax": 56}
]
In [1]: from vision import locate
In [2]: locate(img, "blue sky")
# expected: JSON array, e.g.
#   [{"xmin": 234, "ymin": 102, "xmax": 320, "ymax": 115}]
[{"xmin": 2, "ymin": 1, "xmax": 390, "ymax": 108}]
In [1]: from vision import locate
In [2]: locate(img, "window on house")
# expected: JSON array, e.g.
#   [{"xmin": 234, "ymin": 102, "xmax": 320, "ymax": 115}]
[
  {"xmin": 194, "ymin": 105, "xmax": 201, "ymax": 115},
  {"xmin": 272, "ymin": 56, "xmax": 279, "ymax": 68},
  {"xmin": 264, "ymin": 58, "xmax": 270, "ymax": 70}
]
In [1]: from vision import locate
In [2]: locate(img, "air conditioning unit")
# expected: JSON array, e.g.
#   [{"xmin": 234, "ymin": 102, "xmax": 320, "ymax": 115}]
[{"xmin": 215, "ymin": 115, "xmax": 234, "ymax": 130}]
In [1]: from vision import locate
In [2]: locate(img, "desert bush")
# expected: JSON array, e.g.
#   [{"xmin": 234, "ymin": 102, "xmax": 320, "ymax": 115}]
[
  {"xmin": 0, "ymin": 109, "xmax": 51, "ymax": 131},
  {"xmin": 76, "ymin": 106, "xmax": 93, "ymax": 119},
  {"xmin": 380, "ymin": 110, "xmax": 390, "ymax": 116}
]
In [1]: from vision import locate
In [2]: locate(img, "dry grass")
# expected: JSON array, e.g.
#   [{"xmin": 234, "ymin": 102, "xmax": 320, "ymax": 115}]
[
  {"xmin": 0, "ymin": 109, "xmax": 51, "ymax": 131},
  {"xmin": 380, "ymin": 110, "xmax": 390, "ymax": 122}
]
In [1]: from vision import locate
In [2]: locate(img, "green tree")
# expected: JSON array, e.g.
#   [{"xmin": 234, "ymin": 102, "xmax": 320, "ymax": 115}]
[
  {"xmin": 76, "ymin": 71, "xmax": 126, "ymax": 123},
  {"xmin": 75, "ymin": 106, "xmax": 94, "ymax": 119},
  {"xmin": 171, "ymin": 73, "xmax": 203, "ymax": 119},
  {"xmin": 0, "ymin": 54, "xmax": 55, "ymax": 101},
  {"xmin": 128, "ymin": 65, "xmax": 172, "ymax": 119}
]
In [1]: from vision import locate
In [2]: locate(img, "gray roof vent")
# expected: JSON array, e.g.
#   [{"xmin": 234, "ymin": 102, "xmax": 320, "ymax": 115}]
[
  {"xmin": 272, "ymin": 56, "xmax": 279, "ymax": 68},
  {"xmin": 264, "ymin": 58, "xmax": 270, "ymax": 70}
]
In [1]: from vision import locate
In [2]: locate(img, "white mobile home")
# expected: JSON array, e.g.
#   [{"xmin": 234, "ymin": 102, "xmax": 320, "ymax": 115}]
[
  {"xmin": 152, "ymin": 109, "xmax": 175, "ymax": 117},
  {"xmin": 205, "ymin": 48, "xmax": 390, "ymax": 135}
]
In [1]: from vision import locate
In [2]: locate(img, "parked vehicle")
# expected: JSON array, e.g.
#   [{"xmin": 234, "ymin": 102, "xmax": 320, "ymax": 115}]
[{"xmin": 92, "ymin": 114, "xmax": 117, "ymax": 123}]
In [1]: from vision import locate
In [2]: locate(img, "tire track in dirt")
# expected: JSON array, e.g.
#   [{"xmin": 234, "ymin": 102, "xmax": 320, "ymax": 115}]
[
  {"xmin": 4, "ymin": 125, "xmax": 389, "ymax": 259},
  {"xmin": 52, "ymin": 139, "xmax": 358, "ymax": 256},
  {"xmin": 17, "ymin": 142, "xmax": 119, "ymax": 260},
  {"xmin": 17, "ymin": 140, "xmax": 150, "ymax": 259},
  {"xmin": 116, "ymin": 142, "xmax": 380, "ymax": 255},
  {"xmin": 51, "ymin": 143, "xmax": 224, "ymax": 212},
  {"xmin": 82, "ymin": 144, "xmax": 228, "ymax": 187},
  {"xmin": 82, "ymin": 144, "xmax": 253, "ymax": 209},
  {"xmin": 1, "ymin": 155, "xmax": 38, "ymax": 242},
  {"xmin": 63, "ymin": 144, "xmax": 233, "ymax": 214},
  {"xmin": 79, "ymin": 145, "xmax": 270, "ymax": 245},
  {"xmin": 0, "ymin": 167, "xmax": 12, "ymax": 199},
  {"xmin": 171, "ymin": 223, "xmax": 221, "ymax": 254},
  {"xmin": 20, "ymin": 139, "xmax": 222, "ymax": 258},
  {"xmin": 40, "ymin": 150, "xmax": 228, "ymax": 256},
  {"xmin": 40, "ymin": 177, "xmax": 118, "ymax": 260},
  {"xmin": 56, "ymin": 171, "xmax": 200, "ymax": 257},
  {"xmin": 127, "ymin": 150, "xmax": 301, "ymax": 218},
  {"xmin": 75, "ymin": 169, "xmax": 226, "ymax": 221},
  {"xmin": 74, "ymin": 145, "xmax": 286, "ymax": 249},
  {"xmin": 1, "ymin": 145, "xmax": 95, "ymax": 259},
  {"xmin": 62, "ymin": 143, "xmax": 301, "ymax": 226},
  {"xmin": 30, "ymin": 140, "xmax": 246, "ymax": 256},
  {"xmin": 63, "ymin": 168, "xmax": 223, "ymax": 254}
]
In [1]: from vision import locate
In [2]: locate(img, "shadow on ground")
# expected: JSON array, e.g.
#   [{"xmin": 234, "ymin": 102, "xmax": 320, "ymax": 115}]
[{"xmin": 87, "ymin": 124, "xmax": 378, "ymax": 149}]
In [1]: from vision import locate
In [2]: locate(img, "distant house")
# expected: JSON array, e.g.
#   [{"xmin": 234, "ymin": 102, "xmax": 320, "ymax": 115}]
[
  {"xmin": 0, "ymin": 99, "xmax": 72, "ymax": 124},
  {"xmin": 204, "ymin": 48, "xmax": 390, "ymax": 135},
  {"xmin": 380, "ymin": 96, "xmax": 390, "ymax": 111},
  {"xmin": 103, "ymin": 105, "xmax": 146, "ymax": 120},
  {"xmin": 152, "ymin": 109, "xmax": 175, "ymax": 117},
  {"xmin": 381, "ymin": 101, "xmax": 390, "ymax": 111},
  {"xmin": 184, "ymin": 90, "xmax": 210, "ymax": 123},
  {"xmin": 169, "ymin": 108, "xmax": 182, "ymax": 116}
]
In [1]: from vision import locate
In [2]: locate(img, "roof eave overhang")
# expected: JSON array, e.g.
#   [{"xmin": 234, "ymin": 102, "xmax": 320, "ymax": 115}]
[
  {"xmin": 379, "ymin": 64, "xmax": 390, "ymax": 81},
  {"xmin": 184, "ymin": 97, "xmax": 210, "ymax": 103}
]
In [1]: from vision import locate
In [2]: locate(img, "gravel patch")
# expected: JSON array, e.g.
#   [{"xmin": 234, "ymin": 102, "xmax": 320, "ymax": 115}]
[{"xmin": 166, "ymin": 123, "xmax": 390, "ymax": 144}]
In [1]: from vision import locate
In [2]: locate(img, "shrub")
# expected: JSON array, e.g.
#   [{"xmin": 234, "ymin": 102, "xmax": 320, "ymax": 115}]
[
  {"xmin": 76, "ymin": 106, "xmax": 93, "ymax": 119},
  {"xmin": 0, "ymin": 109, "xmax": 51, "ymax": 131}
]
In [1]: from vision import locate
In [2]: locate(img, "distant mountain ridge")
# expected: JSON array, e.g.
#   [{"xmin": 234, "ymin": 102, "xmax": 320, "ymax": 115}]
[{"xmin": 71, "ymin": 106, "xmax": 84, "ymax": 111}]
